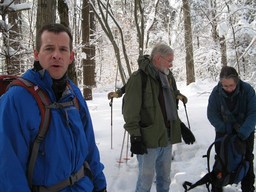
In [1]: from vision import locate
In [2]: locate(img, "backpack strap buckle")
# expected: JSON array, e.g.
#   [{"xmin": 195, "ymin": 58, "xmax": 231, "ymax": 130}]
[
  {"xmin": 32, "ymin": 161, "xmax": 92, "ymax": 192},
  {"xmin": 69, "ymin": 171, "xmax": 80, "ymax": 185}
]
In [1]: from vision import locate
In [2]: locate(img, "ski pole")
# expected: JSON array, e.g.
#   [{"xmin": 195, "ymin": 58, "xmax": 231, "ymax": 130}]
[
  {"xmin": 117, "ymin": 130, "xmax": 126, "ymax": 168},
  {"xmin": 124, "ymin": 132, "xmax": 130, "ymax": 163},
  {"xmin": 109, "ymin": 97, "xmax": 113, "ymax": 149},
  {"xmin": 183, "ymin": 102, "xmax": 191, "ymax": 130}
]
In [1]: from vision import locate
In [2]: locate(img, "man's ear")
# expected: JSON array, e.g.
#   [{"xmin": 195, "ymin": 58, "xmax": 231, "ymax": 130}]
[
  {"xmin": 34, "ymin": 49, "xmax": 39, "ymax": 61},
  {"xmin": 69, "ymin": 51, "xmax": 75, "ymax": 65}
]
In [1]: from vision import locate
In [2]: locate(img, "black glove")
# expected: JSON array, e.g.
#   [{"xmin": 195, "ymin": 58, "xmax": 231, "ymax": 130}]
[
  {"xmin": 232, "ymin": 123, "xmax": 240, "ymax": 133},
  {"xmin": 232, "ymin": 123, "xmax": 246, "ymax": 140},
  {"xmin": 177, "ymin": 94, "xmax": 188, "ymax": 104},
  {"xmin": 107, "ymin": 91, "xmax": 119, "ymax": 99},
  {"xmin": 180, "ymin": 122, "xmax": 196, "ymax": 145},
  {"xmin": 130, "ymin": 136, "xmax": 147, "ymax": 156}
]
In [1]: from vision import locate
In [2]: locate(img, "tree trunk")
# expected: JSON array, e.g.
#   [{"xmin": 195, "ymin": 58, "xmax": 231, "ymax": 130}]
[
  {"xmin": 58, "ymin": 0, "xmax": 78, "ymax": 85},
  {"xmin": 82, "ymin": 0, "xmax": 95, "ymax": 100},
  {"xmin": 210, "ymin": 0, "xmax": 218, "ymax": 43},
  {"xmin": 8, "ymin": 6, "xmax": 22, "ymax": 75},
  {"xmin": 219, "ymin": 35, "xmax": 227, "ymax": 66},
  {"xmin": 36, "ymin": 0, "xmax": 56, "ymax": 50},
  {"xmin": 2, "ymin": 0, "xmax": 28, "ymax": 75},
  {"xmin": 134, "ymin": 0, "xmax": 144, "ymax": 55},
  {"xmin": 58, "ymin": 0, "xmax": 69, "ymax": 27},
  {"xmin": 182, "ymin": 0, "xmax": 195, "ymax": 85}
]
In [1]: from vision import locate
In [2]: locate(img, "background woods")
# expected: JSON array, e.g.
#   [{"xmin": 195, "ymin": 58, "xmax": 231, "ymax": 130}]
[{"xmin": 0, "ymin": 0, "xmax": 255, "ymax": 99}]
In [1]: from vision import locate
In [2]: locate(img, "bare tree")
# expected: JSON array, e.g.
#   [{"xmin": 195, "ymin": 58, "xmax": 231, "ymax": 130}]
[
  {"xmin": 210, "ymin": 0, "xmax": 227, "ymax": 66},
  {"xmin": 209, "ymin": 0, "xmax": 218, "ymax": 43},
  {"xmin": 134, "ymin": 0, "xmax": 144, "ymax": 55},
  {"xmin": 143, "ymin": 0, "xmax": 160, "ymax": 50},
  {"xmin": 182, "ymin": 0, "xmax": 195, "ymax": 85},
  {"xmin": 225, "ymin": 2, "xmax": 240, "ymax": 73},
  {"xmin": 90, "ymin": 0, "xmax": 131, "ymax": 84},
  {"xmin": 219, "ymin": 36, "xmax": 227, "ymax": 67}
]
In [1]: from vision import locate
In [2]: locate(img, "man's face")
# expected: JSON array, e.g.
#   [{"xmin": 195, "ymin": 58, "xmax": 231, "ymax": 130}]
[
  {"xmin": 221, "ymin": 78, "xmax": 237, "ymax": 93},
  {"xmin": 34, "ymin": 31, "xmax": 74, "ymax": 79},
  {"xmin": 155, "ymin": 53, "xmax": 174, "ymax": 75}
]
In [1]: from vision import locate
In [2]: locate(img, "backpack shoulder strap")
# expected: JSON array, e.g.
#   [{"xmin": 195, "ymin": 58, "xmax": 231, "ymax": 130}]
[
  {"xmin": 138, "ymin": 69, "xmax": 148, "ymax": 107},
  {"xmin": 139, "ymin": 69, "xmax": 147, "ymax": 93},
  {"xmin": 8, "ymin": 78, "xmax": 51, "ymax": 188}
]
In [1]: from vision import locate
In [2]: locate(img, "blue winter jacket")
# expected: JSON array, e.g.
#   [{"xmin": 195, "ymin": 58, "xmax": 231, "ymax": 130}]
[
  {"xmin": 0, "ymin": 69, "xmax": 106, "ymax": 191},
  {"xmin": 207, "ymin": 80, "xmax": 256, "ymax": 140}
]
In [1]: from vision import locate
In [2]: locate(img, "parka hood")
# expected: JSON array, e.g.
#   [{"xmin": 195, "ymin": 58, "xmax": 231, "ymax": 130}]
[
  {"xmin": 137, "ymin": 54, "xmax": 159, "ymax": 80},
  {"xmin": 138, "ymin": 54, "xmax": 151, "ymax": 72}
]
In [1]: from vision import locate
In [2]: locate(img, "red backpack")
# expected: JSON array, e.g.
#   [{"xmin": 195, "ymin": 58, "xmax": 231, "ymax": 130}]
[{"xmin": 0, "ymin": 75, "xmax": 18, "ymax": 96}]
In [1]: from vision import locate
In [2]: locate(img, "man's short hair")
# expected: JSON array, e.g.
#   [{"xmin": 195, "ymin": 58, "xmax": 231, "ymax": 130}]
[{"xmin": 36, "ymin": 23, "xmax": 73, "ymax": 51}]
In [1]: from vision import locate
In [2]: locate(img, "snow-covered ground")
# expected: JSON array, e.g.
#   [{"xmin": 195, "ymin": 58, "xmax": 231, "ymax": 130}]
[{"xmin": 88, "ymin": 79, "xmax": 256, "ymax": 192}]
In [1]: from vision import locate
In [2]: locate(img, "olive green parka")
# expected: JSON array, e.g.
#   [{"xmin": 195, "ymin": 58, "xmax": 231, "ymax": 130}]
[{"xmin": 123, "ymin": 55, "xmax": 182, "ymax": 148}]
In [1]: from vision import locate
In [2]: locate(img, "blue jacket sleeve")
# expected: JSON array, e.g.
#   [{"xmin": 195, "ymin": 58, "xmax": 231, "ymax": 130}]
[
  {"xmin": 0, "ymin": 88, "xmax": 35, "ymax": 191},
  {"xmin": 237, "ymin": 83, "xmax": 256, "ymax": 140},
  {"xmin": 207, "ymin": 86, "xmax": 226, "ymax": 133}
]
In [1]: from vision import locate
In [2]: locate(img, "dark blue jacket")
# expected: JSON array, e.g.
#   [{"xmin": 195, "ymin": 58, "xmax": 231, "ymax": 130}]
[
  {"xmin": 207, "ymin": 80, "xmax": 256, "ymax": 140},
  {"xmin": 0, "ymin": 69, "xmax": 106, "ymax": 191}
]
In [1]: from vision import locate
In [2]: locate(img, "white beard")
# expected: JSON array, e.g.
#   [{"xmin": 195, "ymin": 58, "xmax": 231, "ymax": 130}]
[
  {"xmin": 159, "ymin": 62, "xmax": 170, "ymax": 75},
  {"xmin": 163, "ymin": 68, "xmax": 170, "ymax": 75}
]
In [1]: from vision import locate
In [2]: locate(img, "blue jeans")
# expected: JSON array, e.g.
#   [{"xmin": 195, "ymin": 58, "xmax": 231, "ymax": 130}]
[{"xmin": 135, "ymin": 143, "xmax": 172, "ymax": 192}]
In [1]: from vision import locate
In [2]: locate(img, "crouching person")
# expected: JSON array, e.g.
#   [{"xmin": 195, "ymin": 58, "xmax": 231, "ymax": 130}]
[{"xmin": 207, "ymin": 66, "xmax": 256, "ymax": 192}]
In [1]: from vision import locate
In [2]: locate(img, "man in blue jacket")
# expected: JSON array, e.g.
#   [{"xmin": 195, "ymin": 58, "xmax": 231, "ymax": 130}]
[
  {"xmin": 0, "ymin": 23, "xmax": 107, "ymax": 192},
  {"xmin": 207, "ymin": 66, "xmax": 256, "ymax": 192}
]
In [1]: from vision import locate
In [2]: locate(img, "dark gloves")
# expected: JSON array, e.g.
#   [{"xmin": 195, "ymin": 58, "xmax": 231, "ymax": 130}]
[
  {"xmin": 177, "ymin": 94, "xmax": 188, "ymax": 104},
  {"xmin": 232, "ymin": 123, "xmax": 246, "ymax": 140},
  {"xmin": 130, "ymin": 136, "xmax": 147, "ymax": 156},
  {"xmin": 233, "ymin": 135, "xmax": 246, "ymax": 154},
  {"xmin": 180, "ymin": 122, "xmax": 196, "ymax": 145},
  {"xmin": 107, "ymin": 89, "xmax": 123, "ymax": 100},
  {"xmin": 107, "ymin": 91, "xmax": 119, "ymax": 99}
]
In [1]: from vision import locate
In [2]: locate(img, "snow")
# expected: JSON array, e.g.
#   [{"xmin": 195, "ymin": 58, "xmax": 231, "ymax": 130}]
[
  {"xmin": 0, "ymin": 1, "xmax": 32, "ymax": 12},
  {"xmin": 88, "ymin": 79, "xmax": 256, "ymax": 192}
]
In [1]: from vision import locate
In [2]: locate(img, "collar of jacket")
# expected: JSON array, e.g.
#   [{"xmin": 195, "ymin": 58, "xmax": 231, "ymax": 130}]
[{"xmin": 52, "ymin": 74, "xmax": 68, "ymax": 101}]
